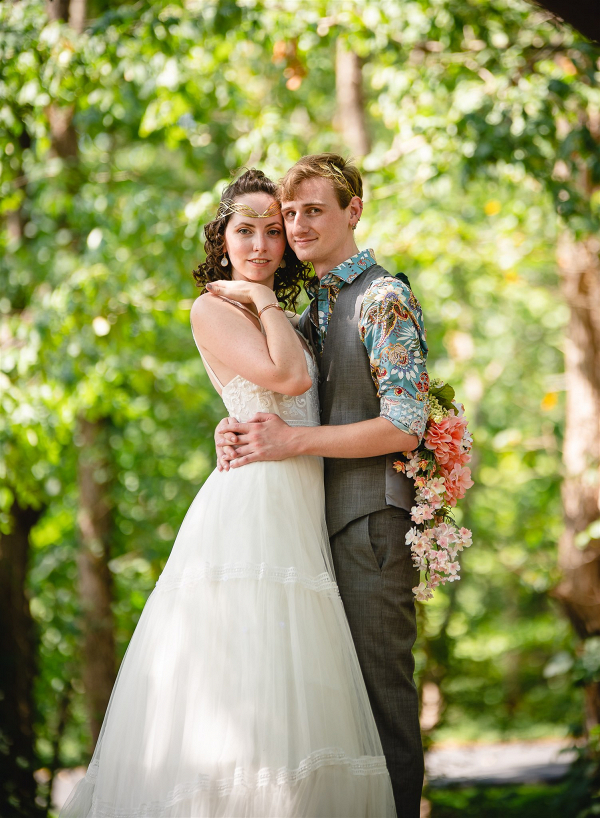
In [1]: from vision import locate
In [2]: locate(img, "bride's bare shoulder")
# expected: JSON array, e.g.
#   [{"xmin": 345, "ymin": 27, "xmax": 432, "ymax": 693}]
[
  {"xmin": 190, "ymin": 293, "xmax": 227, "ymax": 344},
  {"xmin": 190, "ymin": 292, "xmax": 235, "ymax": 326},
  {"xmin": 191, "ymin": 291, "xmax": 219, "ymax": 317},
  {"xmin": 190, "ymin": 293, "xmax": 261, "ymax": 348}
]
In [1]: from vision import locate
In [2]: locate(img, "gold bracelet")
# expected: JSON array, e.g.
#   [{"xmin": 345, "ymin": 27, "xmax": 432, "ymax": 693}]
[{"xmin": 258, "ymin": 303, "xmax": 284, "ymax": 318}]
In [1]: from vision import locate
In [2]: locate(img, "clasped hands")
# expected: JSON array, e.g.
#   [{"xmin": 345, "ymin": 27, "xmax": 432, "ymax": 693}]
[{"xmin": 215, "ymin": 413, "xmax": 295, "ymax": 471}]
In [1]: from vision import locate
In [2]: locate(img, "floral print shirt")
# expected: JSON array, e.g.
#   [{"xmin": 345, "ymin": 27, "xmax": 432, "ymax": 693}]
[{"xmin": 306, "ymin": 248, "xmax": 429, "ymax": 442}]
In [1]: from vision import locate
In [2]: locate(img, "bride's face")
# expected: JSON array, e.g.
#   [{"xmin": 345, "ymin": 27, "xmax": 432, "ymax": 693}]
[{"xmin": 224, "ymin": 193, "xmax": 286, "ymax": 288}]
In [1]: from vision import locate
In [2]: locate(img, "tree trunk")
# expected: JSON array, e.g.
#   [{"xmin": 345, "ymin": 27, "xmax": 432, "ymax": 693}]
[
  {"xmin": 0, "ymin": 503, "xmax": 44, "ymax": 817},
  {"xmin": 45, "ymin": 0, "xmax": 70, "ymax": 24},
  {"xmin": 554, "ymin": 231, "xmax": 600, "ymax": 725},
  {"xmin": 76, "ymin": 417, "xmax": 116, "ymax": 744},
  {"xmin": 335, "ymin": 39, "xmax": 371, "ymax": 158},
  {"xmin": 46, "ymin": 0, "xmax": 114, "ymax": 746},
  {"xmin": 68, "ymin": 0, "xmax": 87, "ymax": 34},
  {"xmin": 45, "ymin": 0, "xmax": 85, "ymax": 159},
  {"xmin": 46, "ymin": 105, "xmax": 78, "ymax": 159},
  {"xmin": 46, "ymin": 0, "xmax": 87, "ymax": 34}
]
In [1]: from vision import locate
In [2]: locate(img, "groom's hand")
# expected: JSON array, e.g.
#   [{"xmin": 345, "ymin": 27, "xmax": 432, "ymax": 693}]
[{"xmin": 215, "ymin": 413, "xmax": 296, "ymax": 469}]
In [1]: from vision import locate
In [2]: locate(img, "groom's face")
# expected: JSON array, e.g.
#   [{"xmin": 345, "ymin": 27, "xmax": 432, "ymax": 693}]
[{"xmin": 281, "ymin": 177, "xmax": 354, "ymax": 270}]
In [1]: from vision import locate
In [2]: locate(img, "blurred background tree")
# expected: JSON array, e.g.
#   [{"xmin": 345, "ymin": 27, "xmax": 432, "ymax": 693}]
[{"xmin": 1, "ymin": 0, "xmax": 599, "ymax": 815}]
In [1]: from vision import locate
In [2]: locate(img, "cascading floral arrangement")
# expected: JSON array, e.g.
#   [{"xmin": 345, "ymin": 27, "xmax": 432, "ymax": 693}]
[{"xmin": 393, "ymin": 380, "xmax": 474, "ymax": 601}]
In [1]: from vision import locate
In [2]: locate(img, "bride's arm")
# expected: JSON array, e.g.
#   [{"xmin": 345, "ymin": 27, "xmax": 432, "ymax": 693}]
[
  {"xmin": 284, "ymin": 310, "xmax": 301, "ymax": 328},
  {"xmin": 191, "ymin": 283, "xmax": 311, "ymax": 397}
]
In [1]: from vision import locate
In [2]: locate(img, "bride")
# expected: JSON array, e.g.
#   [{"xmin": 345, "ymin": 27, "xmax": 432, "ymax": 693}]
[{"xmin": 60, "ymin": 169, "xmax": 396, "ymax": 818}]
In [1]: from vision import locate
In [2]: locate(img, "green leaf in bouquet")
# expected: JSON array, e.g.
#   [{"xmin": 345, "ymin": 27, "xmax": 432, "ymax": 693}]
[{"xmin": 429, "ymin": 383, "xmax": 456, "ymax": 410}]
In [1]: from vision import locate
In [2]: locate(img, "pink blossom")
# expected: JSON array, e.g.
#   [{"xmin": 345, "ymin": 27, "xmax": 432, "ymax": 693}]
[
  {"xmin": 425, "ymin": 413, "xmax": 470, "ymax": 472},
  {"xmin": 442, "ymin": 464, "xmax": 474, "ymax": 506},
  {"xmin": 428, "ymin": 477, "xmax": 446, "ymax": 495},
  {"xmin": 429, "ymin": 494, "xmax": 443, "ymax": 511},
  {"xmin": 433, "ymin": 522, "xmax": 451, "ymax": 538},
  {"xmin": 410, "ymin": 504, "xmax": 434, "ymax": 524},
  {"xmin": 410, "ymin": 538, "xmax": 426, "ymax": 555},
  {"xmin": 458, "ymin": 527, "xmax": 473, "ymax": 547},
  {"xmin": 405, "ymin": 528, "xmax": 420, "ymax": 546},
  {"xmin": 424, "ymin": 419, "xmax": 454, "ymax": 464},
  {"xmin": 412, "ymin": 555, "xmax": 428, "ymax": 572},
  {"xmin": 430, "ymin": 550, "xmax": 449, "ymax": 571},
  {"xmin": 418, "ymin": 484, "xmax": 440, "ymax": 503},
  {"xmin": 413, "ymin": 582, "xmax": 434, "ymax": 601},
  {"xmin": 405, "ymin": 456, "xmax": 422, "ymax": 479}
]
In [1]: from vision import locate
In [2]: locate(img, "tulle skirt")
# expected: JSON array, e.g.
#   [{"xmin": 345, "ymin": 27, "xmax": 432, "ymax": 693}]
[{"xmin": 60, "ymin": 456, "xmax": 396, "ymax": 817}]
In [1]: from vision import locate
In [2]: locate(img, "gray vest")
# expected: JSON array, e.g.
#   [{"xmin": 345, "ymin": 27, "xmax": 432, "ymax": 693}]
[{"xmin": 300, "ymin": 264, "xmax": 416, "ymax": 536}]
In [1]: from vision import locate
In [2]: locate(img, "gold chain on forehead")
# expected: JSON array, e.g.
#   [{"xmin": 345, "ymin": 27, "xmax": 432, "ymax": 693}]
[
  {"xmin": 215, "ymin": 198, "xmax": 281, "ymax": 220},
  {"xmin": 317, "ymin": 163, "xmax": 359, "ymax": 198}
]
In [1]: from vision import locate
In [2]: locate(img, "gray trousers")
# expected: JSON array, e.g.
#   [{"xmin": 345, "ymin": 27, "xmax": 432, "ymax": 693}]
[{"xmin": 330, "ymin": 507, "xmax": 424, "ymax": 818}]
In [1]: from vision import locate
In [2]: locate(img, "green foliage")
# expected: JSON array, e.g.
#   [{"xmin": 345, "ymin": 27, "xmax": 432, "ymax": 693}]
[
  {"xmin": 1, "ymin": 0, "xmax": 598, "ymax": 786},
  {"xmin": 428, "ymin": 783, "xmax": 571, "ymax": 818},
  {"xmin": 429, "ymin": 381, "xmax": 456, "ymax": 413}
]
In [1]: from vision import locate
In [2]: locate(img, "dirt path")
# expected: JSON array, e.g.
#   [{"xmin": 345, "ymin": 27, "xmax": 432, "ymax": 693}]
[{"xmin": 425, "ymin": 739, "xmax": 577, "ymax": 787}]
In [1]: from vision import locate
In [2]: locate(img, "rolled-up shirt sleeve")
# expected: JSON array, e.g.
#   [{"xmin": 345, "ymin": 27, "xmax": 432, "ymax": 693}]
[{"xmin": 359, "ymin": 277, "xmax": 430, "ymax": 442}]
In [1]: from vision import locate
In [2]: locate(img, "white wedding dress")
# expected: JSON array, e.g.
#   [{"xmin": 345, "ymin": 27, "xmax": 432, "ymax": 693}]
[{"xmin": 61, "ymin": 316, "xmax": 396, "ymax": 818}]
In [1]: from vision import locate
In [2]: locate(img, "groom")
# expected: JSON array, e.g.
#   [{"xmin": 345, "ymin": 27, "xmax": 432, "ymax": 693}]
[{"xmin": 215, "ymin": 154, "xmax": 429, "ymax": 816}]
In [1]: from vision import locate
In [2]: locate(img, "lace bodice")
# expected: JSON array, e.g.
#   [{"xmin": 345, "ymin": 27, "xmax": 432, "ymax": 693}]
[{"xmin": 220, "ymin": 349, "xmax": 320, "ymax": 426}]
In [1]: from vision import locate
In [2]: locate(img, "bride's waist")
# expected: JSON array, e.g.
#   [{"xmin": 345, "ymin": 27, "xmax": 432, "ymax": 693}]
[
  {"xmin": 235, "ymin": 454, "xmax": 323, "ymax": 467},
  {"xmin": 215, "ymin": 454, "xmax": 323, "ymax": 478}
]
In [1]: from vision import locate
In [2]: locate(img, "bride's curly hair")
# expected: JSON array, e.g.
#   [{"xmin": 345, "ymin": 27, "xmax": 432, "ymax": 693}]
[{"xmin": 192, "ymin": 169, "xmax": 314, "ymax": 311}]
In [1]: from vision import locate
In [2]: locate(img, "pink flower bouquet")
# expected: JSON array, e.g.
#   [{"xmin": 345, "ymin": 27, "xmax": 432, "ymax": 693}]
[{"xmin": 393, "ymin": 380, "xmax": 474, "ymax": 601}]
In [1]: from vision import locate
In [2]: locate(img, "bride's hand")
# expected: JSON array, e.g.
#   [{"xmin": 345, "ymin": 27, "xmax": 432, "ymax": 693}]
[{"xmin": 206, "ymin": 280, "xmax": 276, "ymax": 309}]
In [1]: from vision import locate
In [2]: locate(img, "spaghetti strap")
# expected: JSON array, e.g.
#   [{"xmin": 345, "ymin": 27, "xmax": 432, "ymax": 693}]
[
  {"xmin": 216, "ymin": 295, "xmax": 261, "ymax": 323},
  {"xmin": 200, "ymin": 352, "xmax": 225, "ymax": 392},
  {"xmin": 189, "ymin": 317, "xmax": 225, "ymax": 395}
]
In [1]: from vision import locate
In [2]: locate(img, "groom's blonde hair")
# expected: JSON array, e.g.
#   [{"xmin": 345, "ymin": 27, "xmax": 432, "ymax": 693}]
[{"xmin": 279, "ymin": 154, "xmax": 363, "ymax": 209}]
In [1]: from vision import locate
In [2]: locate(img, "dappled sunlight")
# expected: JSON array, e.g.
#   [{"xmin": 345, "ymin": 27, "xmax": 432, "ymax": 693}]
[{"xmin": 2, "ymin": 0, "xmax": 599, "ymax": 815}]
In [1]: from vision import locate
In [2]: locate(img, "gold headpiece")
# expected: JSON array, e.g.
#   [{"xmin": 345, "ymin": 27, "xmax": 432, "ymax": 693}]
[
  {"xmin": 317, "ymin": 163, "xmax": 359, "ymax": 199},
  {"xmin": 215, "ymin": 198, "xmax": 281, "ymax": 220}
]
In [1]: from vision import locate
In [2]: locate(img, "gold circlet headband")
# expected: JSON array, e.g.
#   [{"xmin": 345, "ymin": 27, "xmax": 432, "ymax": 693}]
[
  {"xmin": 317, "ymin": 163, "xmax": 359, "ymax": 198},
  {"xmin": 215, "ymin": 198, "xmax": 282, "ymax": 220}
]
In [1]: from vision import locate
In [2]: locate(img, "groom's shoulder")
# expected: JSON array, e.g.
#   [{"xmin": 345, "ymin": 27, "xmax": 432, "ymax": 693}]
[
  {"xmin": 362, "ymin": 265, "xmax": 415, "ymax": 308},
  {"xmin": 367, "ymin": 262, "xmax": 411, "ymax": 289}
]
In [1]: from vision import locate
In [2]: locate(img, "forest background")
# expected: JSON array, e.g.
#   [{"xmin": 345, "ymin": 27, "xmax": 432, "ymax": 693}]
[{"xmin": 1, "ymin": 0, "xmax": 600, "ymax": 815}]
